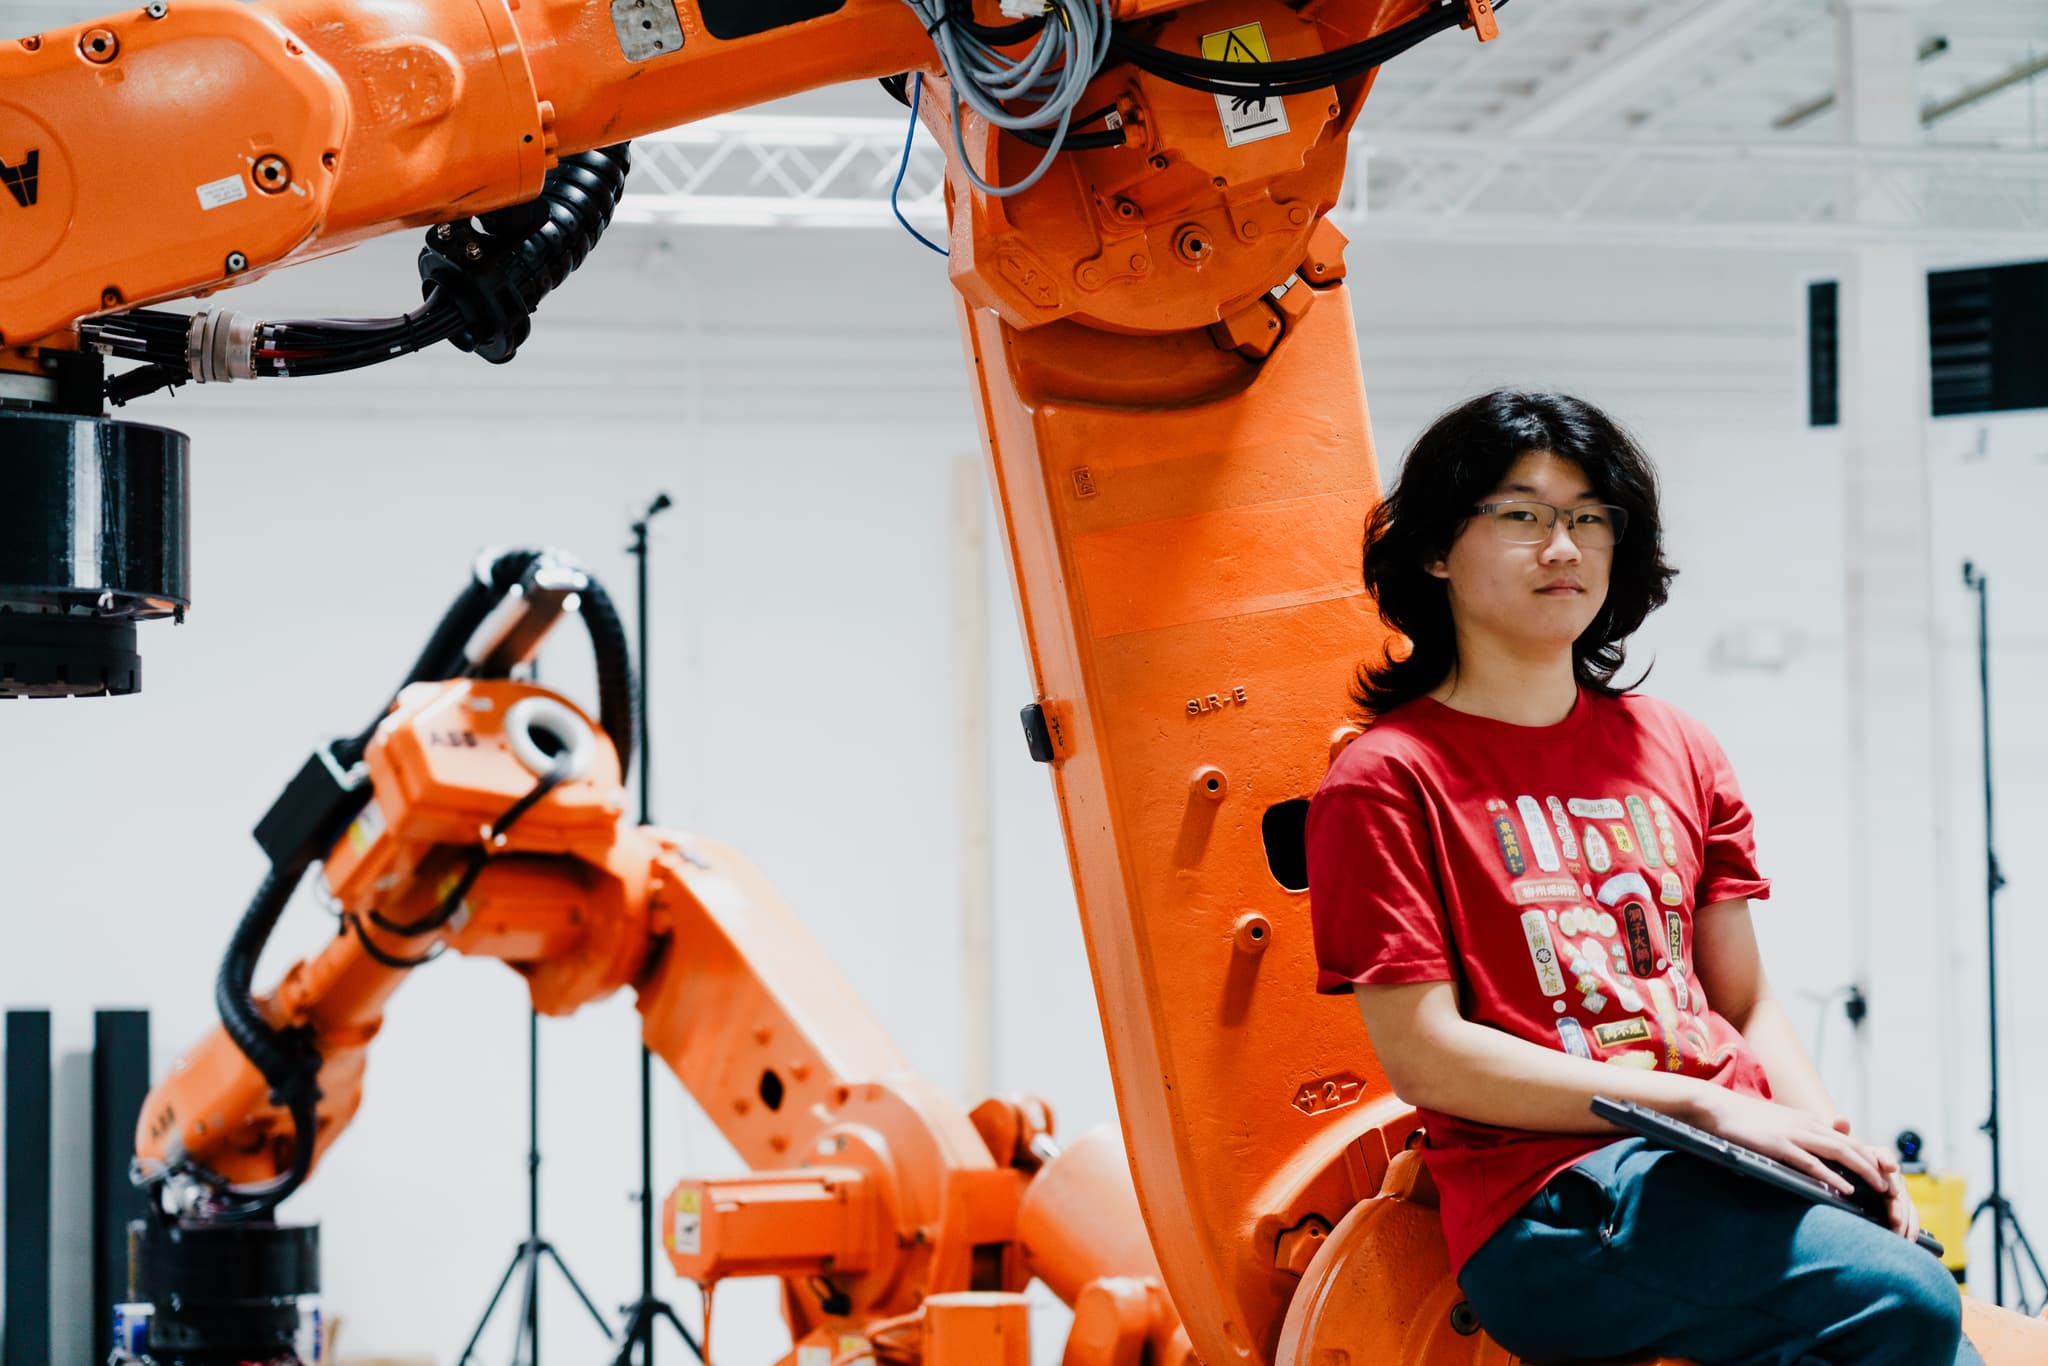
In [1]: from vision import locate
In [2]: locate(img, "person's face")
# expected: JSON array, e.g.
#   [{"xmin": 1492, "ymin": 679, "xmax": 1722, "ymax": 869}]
[{"xmin": 1425, "ymin": 450, "xmax": 1613, "ymax": 658}]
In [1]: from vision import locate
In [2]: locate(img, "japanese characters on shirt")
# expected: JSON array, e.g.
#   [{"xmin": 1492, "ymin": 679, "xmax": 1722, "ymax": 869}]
[{"xmin": 1488, "ymin": 789, "xmax": 1729, "ymax": 1074}]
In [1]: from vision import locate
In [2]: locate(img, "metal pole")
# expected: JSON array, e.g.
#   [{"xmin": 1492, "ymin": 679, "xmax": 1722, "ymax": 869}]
[
  {"xmin": 1966, "ymin": 562, "xmax": 2009, "ymax": 1305},
  {"xmin": 529, "ymin": 1007, "xmax": 543, "ymax": 1356},
  {"xmin": 629, "ymin": 493, "xmax": 671, "ymax": 1364}
]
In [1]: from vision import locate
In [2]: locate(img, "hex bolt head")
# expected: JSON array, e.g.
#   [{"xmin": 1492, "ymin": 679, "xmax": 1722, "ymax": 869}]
[{"xmin": 224, "ymin": 251, "xmax": 248, "ymax": 273}]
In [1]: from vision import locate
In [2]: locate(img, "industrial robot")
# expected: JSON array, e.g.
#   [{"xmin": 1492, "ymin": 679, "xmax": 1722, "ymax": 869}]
[{"xmin": 4, "ymin": 0, "xmax": 2043, "ymax": 1360}]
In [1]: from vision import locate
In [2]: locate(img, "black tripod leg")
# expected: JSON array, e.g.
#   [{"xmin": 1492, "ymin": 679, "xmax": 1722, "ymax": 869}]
[
  {"xmin": 656, "ymin": 1300, "xmax": 705, "ymax": 1360},
  {"xmin": 457, "ymin": 1245, "xmax": 528, "ymax": 1366},
  {"xmin": 514, "ymin": 1241, "xmax": 542, "ymax": 1366},
  {"xmin": 2004, "ymin": 1217, "xmax": 2048, "ymax": 1314},
  {"xmin": 610, "ymin": 1302, "xmax": 651, "ymax": 1366},
  {"xmin": 540, "ymin": 1240, "xmax": 615, "ymax": 1332}
]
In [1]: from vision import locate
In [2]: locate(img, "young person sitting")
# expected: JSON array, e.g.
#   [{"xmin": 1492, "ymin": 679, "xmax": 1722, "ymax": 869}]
[{"xmin": 1306, "ymin": 389, "xmax": 1977, "ymax": 1365}]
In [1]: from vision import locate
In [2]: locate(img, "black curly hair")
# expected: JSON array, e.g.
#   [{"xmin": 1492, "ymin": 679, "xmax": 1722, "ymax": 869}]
[{"xmin": 1352, "ymin": 389, "xmax": 1677, "ymax": 721}]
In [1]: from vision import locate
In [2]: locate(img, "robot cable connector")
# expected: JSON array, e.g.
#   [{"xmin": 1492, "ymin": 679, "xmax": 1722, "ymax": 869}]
[{"xmin": 80, "ymin": 145, "xmax": 632, "ymax": 402}]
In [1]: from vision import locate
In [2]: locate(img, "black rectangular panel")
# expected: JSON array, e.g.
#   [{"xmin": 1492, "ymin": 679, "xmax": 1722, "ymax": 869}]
[
  {"xmin": 1807, "ymin": 280, "xmax": 1839, "ymax": 428},
  {"xmin": 92, "ymin": 1011, "xmax": 150, "ymax": 1366},
  {"xmin": 4, "ymin": 1011, "xmax": 52, "ymax": 1366},
  {"xmin": 1929, "ymin": 260, "xmax": 2048, "ymax": 417},
  {"xmin": 698, "ymin": 0, "xmax": 846, "ymax": 41}
]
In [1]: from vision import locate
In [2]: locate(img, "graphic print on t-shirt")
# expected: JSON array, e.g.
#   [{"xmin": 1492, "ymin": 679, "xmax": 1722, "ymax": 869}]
[
  {"xmin": 1304, "ymin": 693, "xmax": 1777, "ymax": 1278},
  {"xmin": 1626, "ymin": 795, "xmax": 1663, "ymax": 868},
  {"xmin": 1486, "ymin": 799, "xmax": 1527, "ymax": 875},
  {"xmin": 1520, "ymin": 911, "xmax": 1567, "ymax": 996},
  {"xmin": 1583, "ymin": 824, "xmax": 1612, "ymax": 872},
  {"xmin": 1516, "ymin": 796, "xmax": 1562, "ymax": 871},
  {"xmin": 1544, "ymin": 796, "xmax": 1581, "ymax": 864},
  {"xmin": 1491, "ymin": 789, "xmax": 1713, "ymax": 1073}
]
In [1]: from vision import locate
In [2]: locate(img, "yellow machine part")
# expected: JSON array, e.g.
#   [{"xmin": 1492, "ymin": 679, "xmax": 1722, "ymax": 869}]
[{"xmin": 1906, "ymin": 1170, "xmax": 1972, "ymax": 1287}]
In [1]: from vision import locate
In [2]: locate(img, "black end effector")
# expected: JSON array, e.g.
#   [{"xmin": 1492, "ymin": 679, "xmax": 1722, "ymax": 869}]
[
  {"xmin": 418, "ymin": 144, "xmax": 632, "ymax": 364},
  {"xmin": 0, "ymin": 409, "xmax": 189, "ymax": 698}
]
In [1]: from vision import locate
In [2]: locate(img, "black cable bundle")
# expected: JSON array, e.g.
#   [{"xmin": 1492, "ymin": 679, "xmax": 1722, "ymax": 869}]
[
  {"xmin": 85, "ymin": 144, "xmax": 633, "ymax": 402},
  {"xmin": 420, "ymin": 143, "xmax": 633, "ymax": 364},
  {"xmin": 1112, "ymin": 0, "xmax": 1509, "ymax": 99}
]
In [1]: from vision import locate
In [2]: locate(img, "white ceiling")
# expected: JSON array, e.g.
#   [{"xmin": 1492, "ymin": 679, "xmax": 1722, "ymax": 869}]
[{"xmin": 1356, "ymin": 0, "xmax": 2048, "ymax": 148}]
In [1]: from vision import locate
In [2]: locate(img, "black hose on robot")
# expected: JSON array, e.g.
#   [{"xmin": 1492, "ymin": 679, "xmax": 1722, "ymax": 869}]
[
  {"xmin": 419, "ymin": 143, "xmax": 635, "ymax": 365},
  {"xmin": 335, "ymin": 549, "xmax": 546, "ymax": 768},
  {"xmin": 87, "ymin": 144, "xmax": 634, "ymax": 400},
  {"xmin": 199, "ymin": 549, "xmax": 636, "ymax": 1217}
]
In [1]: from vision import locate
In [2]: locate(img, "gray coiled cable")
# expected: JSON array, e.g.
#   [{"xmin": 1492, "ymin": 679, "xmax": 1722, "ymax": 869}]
[{"xmin": 905, "ymin": 0, "xmax": 1115, "ymax": 197}]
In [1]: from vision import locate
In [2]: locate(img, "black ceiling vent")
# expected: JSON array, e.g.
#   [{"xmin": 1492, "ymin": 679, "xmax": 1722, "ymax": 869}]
[{"xmin": 1928, "ymin": 260, "xmax": 2048, "ymax": 418}]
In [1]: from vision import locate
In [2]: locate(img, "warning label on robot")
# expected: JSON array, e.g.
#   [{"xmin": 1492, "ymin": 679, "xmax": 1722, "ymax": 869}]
[
  {"xmin": 671, "ymin": 1190, "xmax": 702, "ymax": 1256},
  {"xmin": 1199, "ymin": 23, "xmax": 1291, "ymax": 148}
]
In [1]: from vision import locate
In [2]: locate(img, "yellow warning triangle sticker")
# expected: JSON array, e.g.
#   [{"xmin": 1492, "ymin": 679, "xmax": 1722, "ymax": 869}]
[{"xmin": 1200, "ymin": 22, "xmax": 1273, "ymax": 65}]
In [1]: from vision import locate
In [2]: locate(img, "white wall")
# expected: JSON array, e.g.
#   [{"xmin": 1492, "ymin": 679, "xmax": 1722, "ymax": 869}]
[{"xmin": 5, "ymin": 212, "xmax": 2046, "ymax": 1364}]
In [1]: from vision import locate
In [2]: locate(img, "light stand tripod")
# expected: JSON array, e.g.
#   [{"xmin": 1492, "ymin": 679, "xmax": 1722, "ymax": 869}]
[
  {"xmin": 610, "ymin": 493, "xmax": 704, "ymax": 1366},
  {"xmin": 1961, "ymin": 562, "xmax": 2046, "ymax": 1313},
  {"xmin": 458, "ymin": 1009, "xmax": 613, "ymax": 1365}
]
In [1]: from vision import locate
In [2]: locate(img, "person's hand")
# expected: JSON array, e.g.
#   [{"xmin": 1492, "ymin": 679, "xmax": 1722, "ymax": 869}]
[
  {"xmin": 1687, "ymin": 1091, "xmax": 1892, "ymax": 1199},
  {"xmin": 1829, "ymin": 1116, "xmax": 1919, "ymax": 1241}
]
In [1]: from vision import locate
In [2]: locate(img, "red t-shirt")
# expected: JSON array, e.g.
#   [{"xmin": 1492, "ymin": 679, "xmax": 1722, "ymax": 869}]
[{"xmin": 1306, "ymin": 687, "xmax": 1774, "ymax": 1275}]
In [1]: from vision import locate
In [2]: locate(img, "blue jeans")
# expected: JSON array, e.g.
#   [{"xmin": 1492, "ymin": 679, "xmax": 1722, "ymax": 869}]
[{"xmin": 1457, "ymin": 1139, "xmax": 1982, "ymax": 1366}]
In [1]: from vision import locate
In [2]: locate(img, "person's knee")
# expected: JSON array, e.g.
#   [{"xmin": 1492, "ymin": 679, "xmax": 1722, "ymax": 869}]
[{"xmin": 1874, "ymin": 1252, "xmax": 1963, "ymax": 1357}]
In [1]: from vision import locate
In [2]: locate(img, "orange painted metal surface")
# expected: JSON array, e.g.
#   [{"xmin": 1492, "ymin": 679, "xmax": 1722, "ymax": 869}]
[
  {"xmin": 960, "ymin": 243, "xmax": 1406, "ymax": 1364},
  {"xmin": 924, "ymin": 1292, "xmax": 1033, "ymax": 1366}
]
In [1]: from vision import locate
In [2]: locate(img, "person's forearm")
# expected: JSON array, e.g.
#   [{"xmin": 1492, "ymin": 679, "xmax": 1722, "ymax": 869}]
[
  {"xmin": 1391, "ymin": 1015, "xmax": 1730, "ymax": 1134},
  {"xmin": 1729, "ymin": 994, "xmax": 1839, "ymax": 1121}
]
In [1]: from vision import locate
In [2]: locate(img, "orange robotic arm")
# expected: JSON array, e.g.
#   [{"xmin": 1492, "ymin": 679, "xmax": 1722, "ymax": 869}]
[
  {"xmin": 135, "ymin": 554, "xmax": 1194, "ymax": 1365},
  {"xmin": 65, "ymin": 0, "xmax": 2048, "ymax": 1360}
]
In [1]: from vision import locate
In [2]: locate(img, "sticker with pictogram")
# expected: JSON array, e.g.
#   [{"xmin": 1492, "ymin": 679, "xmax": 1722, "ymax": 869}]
[{"xmin": 1199, "ymin": 22, "xmax": 1292, "ymax": 148}]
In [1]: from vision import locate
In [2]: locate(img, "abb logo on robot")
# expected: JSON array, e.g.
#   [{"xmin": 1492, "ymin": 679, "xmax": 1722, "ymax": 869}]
[{"xmin": 0, "ymin": 150, "xmax": 39, "ymax": 208}]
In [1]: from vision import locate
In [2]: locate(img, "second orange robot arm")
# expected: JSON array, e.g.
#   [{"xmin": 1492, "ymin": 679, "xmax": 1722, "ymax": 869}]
[{"xmin": 136, "ymin": 666, "xmax": 1189, "ymax": 1362}]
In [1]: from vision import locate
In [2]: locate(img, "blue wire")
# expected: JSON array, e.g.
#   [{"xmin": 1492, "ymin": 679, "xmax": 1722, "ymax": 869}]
[{"xmin": 893, "ymin": 74, "xmax": 950, "ymax": 258}]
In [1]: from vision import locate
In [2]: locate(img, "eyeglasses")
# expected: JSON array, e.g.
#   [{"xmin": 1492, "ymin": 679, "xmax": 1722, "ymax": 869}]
[{"xmin": 1469, "ymin": 501, "xmax": 1629, "ymax": 548}]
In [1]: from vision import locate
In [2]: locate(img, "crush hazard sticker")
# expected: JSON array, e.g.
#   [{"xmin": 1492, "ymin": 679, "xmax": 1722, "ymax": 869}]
[
  {"xmin": 1199, "ymin": 23, "xmax": 1292, "ymax": 148},
  {"xmin": 671, "ymin": 1190, "xmax": 702, "ymax": 1255}
]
